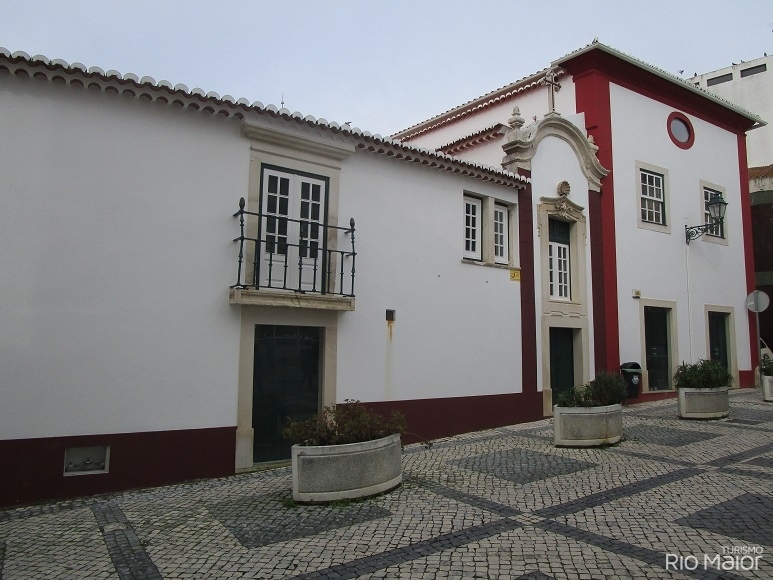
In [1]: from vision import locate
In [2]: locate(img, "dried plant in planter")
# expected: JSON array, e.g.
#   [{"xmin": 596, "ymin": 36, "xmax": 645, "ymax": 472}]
[
  {"xmin": 283, "ymin": 399, "xmax": 407, "ymax": 446},
  {"xmin": 555, "ymin": 371, "xmax": 628, "ymax": 407}
]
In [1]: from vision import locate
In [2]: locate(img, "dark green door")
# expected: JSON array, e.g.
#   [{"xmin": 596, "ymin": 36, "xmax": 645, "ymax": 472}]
[
  {"xmin": 644, "ymin": 306, "xmax": 670, "ymax": 391},
  {"xmin": 253, "ymin": 325, "xmax": 321, "ymax": 463},
  {"xmin": 550, "ymin": 327, "xmax": 575, "ymax": 397},
  {"xmin": 708, "ymin": 312, "xmax": 729, "ymax": 370}
]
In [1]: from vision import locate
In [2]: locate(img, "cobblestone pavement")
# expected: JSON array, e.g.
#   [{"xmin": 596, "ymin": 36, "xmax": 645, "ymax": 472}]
[{"xmin": 2, "ymin": 390, "xmax": 773, "ymax": 579}]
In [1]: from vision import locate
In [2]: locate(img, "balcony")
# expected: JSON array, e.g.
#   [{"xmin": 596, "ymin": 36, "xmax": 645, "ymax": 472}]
[{"xmin": 230, "ymin": 198, "xmax": 356, "ymax": 310}]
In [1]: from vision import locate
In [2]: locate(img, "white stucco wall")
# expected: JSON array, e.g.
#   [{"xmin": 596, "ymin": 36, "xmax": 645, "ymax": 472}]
[
  {"xmin": 609, "ymin": 83, "xmax": 752, "ymax": 371},
  {"xmin": 335, "ymin": 154, "xmax": 523, "ymax": 403},
  {"xmin": 0, "ymin": 75, "xmax": 244, "ymax": 439}
]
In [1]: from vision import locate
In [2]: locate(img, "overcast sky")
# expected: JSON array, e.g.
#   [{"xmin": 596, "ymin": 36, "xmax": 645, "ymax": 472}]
[{"xmin": 1, "ymin": 1, "xmax": 771, "ymax": 135}]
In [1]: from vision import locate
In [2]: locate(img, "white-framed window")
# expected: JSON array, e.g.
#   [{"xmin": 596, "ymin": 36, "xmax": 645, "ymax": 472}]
[
  {"xmin": 494, "ymin": 204, "xmax": 509, "ymax": 264},
  {"xmin": 464, "ymin": 196, "xmax": 482, "ymax": 260},
  {"xmin": 261, "ymin": 166, "xmax": 327, "ymax": 291},
  {"xmin": 640, "ymin": 169, "xmax": 665, "ymax": 225},
  {"xmin": 636, "ymin": 162, "xmax": 671, "ymax": 234},
  {"xmin": 703, "ymin": 186, "xmax": 725, "ymax": 239},
  {"xmin": 548, "ymin": 218, "xmax": 570, "ymax": 301}
]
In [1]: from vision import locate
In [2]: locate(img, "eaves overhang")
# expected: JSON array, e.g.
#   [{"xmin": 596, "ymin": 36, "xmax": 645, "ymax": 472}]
[
  {"xmin": 0, "ymin": 48, "xmax": 527, "ymax": 190},
  {"xmin": 553, "ymin": 41, "xmax": 765, "ymax": 131}
]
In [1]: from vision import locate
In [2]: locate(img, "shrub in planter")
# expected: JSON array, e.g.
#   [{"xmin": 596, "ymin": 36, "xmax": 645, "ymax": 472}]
[
  {"xmin": 553, "ymin": 371, "xmax": 627, "ymax": 447},
  {"xmin": 283, "ymin": 400, "xmax": 407, "ymax": 503},
  {"xmin": 673, "ymin": 359, "xmax": 732, "ymax": 419},
  {"xmin": 283, "ymin": 400, "xmax": 407, "ymax": 446},
  {"xmin": 555, "ymin": 371, "xmax": 628, "ymax": 407}
]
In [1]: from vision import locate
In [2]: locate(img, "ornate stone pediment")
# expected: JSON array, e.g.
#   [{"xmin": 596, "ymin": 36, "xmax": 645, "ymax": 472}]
[
  {"xmin": 502, "ymin": 110, "xmax": 608, "ymax": 191},
  {"xmin": 539, "ymin": 195, "xmax": 585, "ymax": 222}
]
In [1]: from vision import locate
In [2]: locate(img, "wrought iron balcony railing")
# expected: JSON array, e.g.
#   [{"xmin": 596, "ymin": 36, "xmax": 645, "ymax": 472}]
[{"xmin": 232, "ymin": 197, "xmax": 356, "ymax": 297}]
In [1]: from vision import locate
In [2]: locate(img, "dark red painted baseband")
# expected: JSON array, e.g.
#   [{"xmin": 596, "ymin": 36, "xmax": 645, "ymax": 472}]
[
  {"xmin": 626, "ymin": 391, "xmax": 677, "ymax": 405},
  {"xmin": 362, "ymin": 391, "xmax": 544, "ymax": 445},
  {"xmin": 0, "ymin": 426, "xmax": 235, "ymax": 508}
]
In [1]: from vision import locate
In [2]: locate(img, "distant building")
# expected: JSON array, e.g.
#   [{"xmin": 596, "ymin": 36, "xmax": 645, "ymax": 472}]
[{"xmin": 0, "ymin": 42, "xmax": 763, "ymax": 506}]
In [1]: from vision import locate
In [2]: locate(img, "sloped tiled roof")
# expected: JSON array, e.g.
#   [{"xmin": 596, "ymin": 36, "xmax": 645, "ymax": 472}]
[
  {"xmin": 553, "ymin": 40, "xmax": 765, "ymax": 127},
  {"xmin": 749, "ymin": 165, "xmax": 773, "ymax": 180},
  {"xmin": 393, "ymin": 40, "xmax": 765, "ymax": 143},
  {"xmin": 391, "ymin": 68, "xmax": 559, "ymax": 141},
  {"xmin": 0, "ymin": 48, "xmax": 526, "ymax": 189}
]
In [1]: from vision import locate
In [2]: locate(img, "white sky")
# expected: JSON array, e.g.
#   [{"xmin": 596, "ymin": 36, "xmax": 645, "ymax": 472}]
[{"xmin": 1, "ymin": 1, "xmax": 771, "ymax": 136}]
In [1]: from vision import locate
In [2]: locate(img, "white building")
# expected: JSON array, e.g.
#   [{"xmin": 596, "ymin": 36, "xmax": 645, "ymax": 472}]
[{"xmin": 0, "ymin": 42, "xmax": 762, "ymax": 506}]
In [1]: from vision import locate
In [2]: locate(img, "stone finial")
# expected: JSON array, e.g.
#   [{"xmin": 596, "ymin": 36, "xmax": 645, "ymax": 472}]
[{"xmin": 508, "ymin": 105, "xmax": 525, "ymax": 129}]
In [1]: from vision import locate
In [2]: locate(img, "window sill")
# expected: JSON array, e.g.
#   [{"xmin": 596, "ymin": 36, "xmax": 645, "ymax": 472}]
[
  {"xmin": 461, "ymin": 258, "xmax": 515, "ymax": 270},
  {"xmin": 229, "ymin": 288, "xmax": 355, "ymax": 311},
  {"xmin": 637, "ymin": 221, "xmax": 671, "ymax": 235}
]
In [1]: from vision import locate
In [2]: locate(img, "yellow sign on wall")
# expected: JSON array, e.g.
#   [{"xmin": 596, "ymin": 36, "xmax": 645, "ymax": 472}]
[{"xmin": 510, "ymin": 269, "xmax": 521, "ymax": 282}]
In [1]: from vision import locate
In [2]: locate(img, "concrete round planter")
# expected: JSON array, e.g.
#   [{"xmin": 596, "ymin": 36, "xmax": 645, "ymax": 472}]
[
  {"xmin": 762, "ymin": 375, "xmax": 773, "ymax": 402},
  {"xmin": 553, "ymin": 404, "xmax": 623, "ymax": 447},
  {"xmin": 677, "ymin": 386, "xmax": 729, "ymax": 419},
  {"xmin": 291, "ymin": 433, "xmax": 402, "ymax": 503}
]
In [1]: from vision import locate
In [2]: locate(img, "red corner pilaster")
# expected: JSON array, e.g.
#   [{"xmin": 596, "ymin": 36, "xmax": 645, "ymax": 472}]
[
  {"xmin": 738, "ymin": 135, "xmax": 759, "ymax": 376},
  {"xmin": 573, "ymin": 70, "xmax": 620, "ymax": 372}
]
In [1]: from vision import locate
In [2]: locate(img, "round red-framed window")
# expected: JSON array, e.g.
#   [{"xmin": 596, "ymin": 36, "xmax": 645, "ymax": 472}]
[{"xmin": 667, "ymin": 112, "xmax": 694, "ymax": 149}]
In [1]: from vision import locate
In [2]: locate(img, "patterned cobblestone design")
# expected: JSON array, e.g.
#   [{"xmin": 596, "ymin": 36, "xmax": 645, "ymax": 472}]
[
  {"xmin": 534, "ymin": 467, "xmax": 704, "ymax": 518},
  {"xmin": 744, "ymin": 455, "xmax": 773, "ymax": 469},
  {"xmin": 290, "ymin": 517, "xmax": 523, "ymax": 579},
  {"xmin": 406, "ymin": 476, "xmax": 520, "ymax": 517},
  {"xmin": 91, "ymin": 502, "xmax": 162, "ymax": 580},
  {"xmin": 450, "ymin": 447, "xmax": 597, "ymax": 484},
  {"xmin": 624, "ymin": 424, "xmax": 722, "ymax": 446},
  {"xmin": 1, "ymin": 391, "xmax": 772, "ymax": 579},
  {"xmin": 208, "ymin": 493, "xmax": 393, "ymax": 548},
  {"xmin": 676, "ymin": 493, "xmax": 773, "ymax": 547}
]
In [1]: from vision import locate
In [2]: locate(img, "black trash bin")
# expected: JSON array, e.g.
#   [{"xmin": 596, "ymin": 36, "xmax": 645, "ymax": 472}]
[{"xmin": 620, "ymin": 362, "xmax": 642, "ymax": 399}]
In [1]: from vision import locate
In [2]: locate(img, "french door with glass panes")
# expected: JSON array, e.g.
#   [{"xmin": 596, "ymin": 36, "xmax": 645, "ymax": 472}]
[{"xmin": 260, "ymin": 167, "xmax": 327, "ymax": 292}]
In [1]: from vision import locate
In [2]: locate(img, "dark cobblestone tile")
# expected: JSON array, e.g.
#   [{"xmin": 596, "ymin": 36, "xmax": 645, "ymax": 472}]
[
  {"xmin": 91, "ymin": 502, "xmax": 161, "ymax": 580},
  {"xmin": 743, "ymin": 456, "xmax": 773, "ymax": 469},
  {"xmin": 535, "ymin": 468, "xmax": 703, "ymax": 518},
  {"xmin": 208, "ymin": 492, "xmax": 392, "ymax": 548},
  {"xmin": 406, "ymin": 476, "xmax": 520, "ymax": 516},
  {"xmin": 705, "ymin": 442, "xmax": 773, "ymax": 467},
  {"xmin": 624, "ymin": 425, "xmax": 722, "ymax": 447},
  {"xmin": 450, "ymin": 447, "xmax": 596, "ymax": 485},
  {"xmin": 514, "ymin": 572, "xmax": 556, "ymax": 579},
  {"xmin": 721, "ymin": 467, "xmax": 773, "ymax": 482},
  {"xmin": 0, "ymin": 538, "xmax": 5, "ymax": 580},
  {"xmin": 676, "ymin": 493, "xmax": 773, "ymax": 547},
  {"xmin": 536, "ymin": 519, "xmax": 746, "ymax": 580},
  {"xmin": 289, "ymin": 517, "xmax": 523, "ymax": 579},
  {"xmin": 609, "ymin": 449, "xmax": 696, "ymax": 466}
]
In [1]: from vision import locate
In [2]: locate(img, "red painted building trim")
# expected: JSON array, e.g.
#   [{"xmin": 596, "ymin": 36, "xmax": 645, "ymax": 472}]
[
  {"xmin": 559, "ymin": 50, "xmax": 757, "ymax": 133},
  {"xmin": 0, "ymin": 427, "xmax": 235, "ymax": 508},
  {"xmin": 666, "ymin": 112, "xmax": 696, "ymax": 150},
  {"xmin": 738, "ymin": 135, "xmax": 759, "ymax": 376},
  {"xmin": 571, "ymin": 69, "xmax": 620, "ymax": 372},
  {"xmin": 518, "ymin": 176, "xmax": 540, "ymax": 410},
  {"xmin": 364, "ymin": 391, "xmax": 543, "ymax": 444}
]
